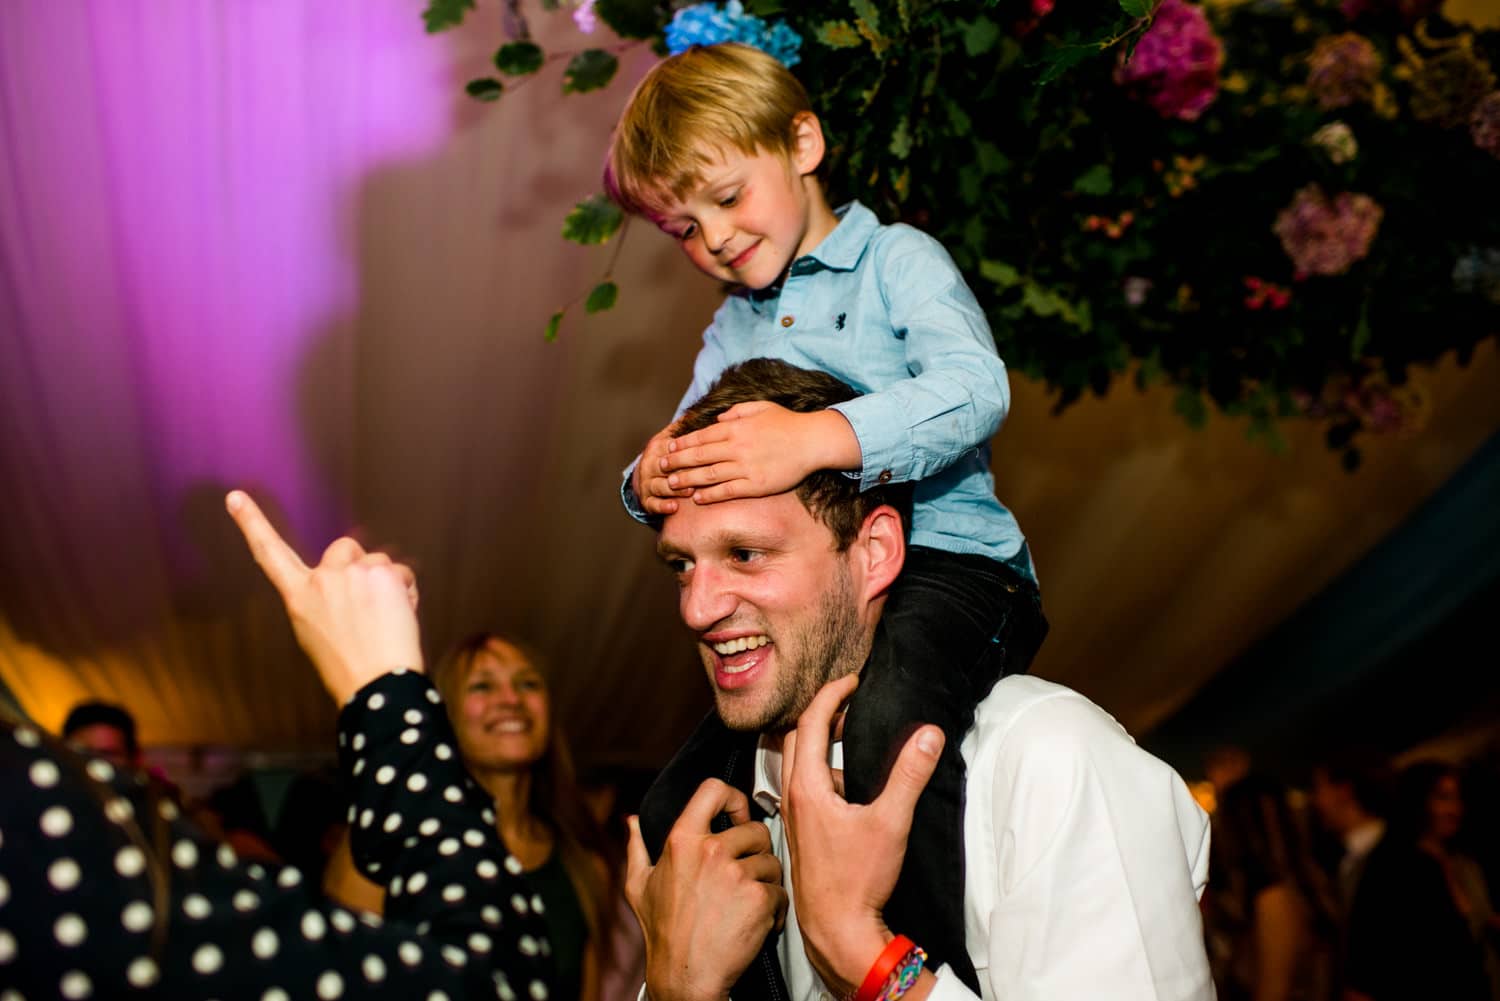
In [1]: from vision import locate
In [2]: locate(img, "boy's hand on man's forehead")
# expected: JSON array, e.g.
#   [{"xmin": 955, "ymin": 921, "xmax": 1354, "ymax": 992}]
[{"xmin": 660, "ymin": 402, "xmax": 861, "ymax": 505}]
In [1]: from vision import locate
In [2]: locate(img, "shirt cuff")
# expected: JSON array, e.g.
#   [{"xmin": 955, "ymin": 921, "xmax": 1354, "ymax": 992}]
[
  {"xmin": 829, "ymin": 396, "xmax": 910, "ymax": 489},
  {"xmin": 928, "ymin": 964, "xmax": 980, "ymax": 1001},
  {"xmin": 620, "ymin": 458, "xmax": 654, "ymax": 525}
]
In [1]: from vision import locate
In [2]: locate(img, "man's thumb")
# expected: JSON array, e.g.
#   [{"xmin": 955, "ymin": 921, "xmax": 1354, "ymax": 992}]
[{"xmin": 879, "ymin": 726, "xmax": 944, "ymax": 821}]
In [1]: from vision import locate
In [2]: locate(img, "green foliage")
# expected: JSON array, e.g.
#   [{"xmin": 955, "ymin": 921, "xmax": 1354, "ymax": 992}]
[
  {"xmin": 544, "ymin": 310, "xmax": 565, "ymax": 343},
  {"xmin": 422, "ymin": 0, "xmax": 474, "ymax": 33},
  {"xmin": 465, "ymin": 78, "xmax": 503, "ymax": 102},
  {"xmin": 586, "ymin": 281, "xmax": 620, "ymax": 313},
  {"xmin": 495, "ymin": 42, "xmax": 545, "ymax": 76},
  {"xmin": 563, "ymin": 49, "xmax": 619, "ymax": 94},
  {"xmin": 433, "ymin": 0, "xmax": 1500, "ymax": 454},
  {"xmin": 562, "ymin": 194, "xmax": 624, "ymax": 245}
]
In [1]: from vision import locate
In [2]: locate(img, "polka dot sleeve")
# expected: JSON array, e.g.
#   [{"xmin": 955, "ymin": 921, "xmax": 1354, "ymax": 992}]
[{"xmin": 0, "ymin": 670, "xmax": 554, "ymax": 1001}]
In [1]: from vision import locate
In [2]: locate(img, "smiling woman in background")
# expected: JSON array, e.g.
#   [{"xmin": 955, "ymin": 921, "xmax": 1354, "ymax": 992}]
[{"xmin": 432, "ymin": 633, "xmax": 616, "ymax": 1001}]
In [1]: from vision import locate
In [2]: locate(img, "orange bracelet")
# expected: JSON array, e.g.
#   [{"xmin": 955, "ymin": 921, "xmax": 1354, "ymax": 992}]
[{"xmin": 852, "ymin": 935, "xmax": 916, "ymax": 1001}]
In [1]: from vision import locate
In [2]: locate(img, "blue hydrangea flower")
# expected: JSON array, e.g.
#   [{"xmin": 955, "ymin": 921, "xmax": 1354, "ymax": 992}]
[{"xmin": 664, "ymin": 1, "xmax": 803, "ymax": 67}]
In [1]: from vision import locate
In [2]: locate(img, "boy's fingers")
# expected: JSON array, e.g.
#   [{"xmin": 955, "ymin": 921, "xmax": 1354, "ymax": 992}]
[
  {"xmin": 717, "ymin": 401, "xmax": 771, "ymax": 422},
  {"xmin": 669, "ymin": 426, "xmax": 730, "ymax": 454},
  {"xmin": 661, "ymin": 443, "xmax": 733, "ymax": 473},
  {"xmin": 225, "ymin": 491, "xmax": 308, "ymax": 595}
]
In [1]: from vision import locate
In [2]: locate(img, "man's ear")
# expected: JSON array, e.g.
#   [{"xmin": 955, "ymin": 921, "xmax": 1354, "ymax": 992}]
[
  {"xmin": 790, "ymin": 111, "xmax": 826, "ymax": 177},
  {"xmin": 853, "ymin": 504, "xmax": 905, "ymax": 603}
]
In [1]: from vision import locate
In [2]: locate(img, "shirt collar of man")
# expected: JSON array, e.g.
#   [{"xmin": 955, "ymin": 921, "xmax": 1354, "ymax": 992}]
[{"xmin": 751, "ymin": 733, "xmax": 845, "ymax": 817}]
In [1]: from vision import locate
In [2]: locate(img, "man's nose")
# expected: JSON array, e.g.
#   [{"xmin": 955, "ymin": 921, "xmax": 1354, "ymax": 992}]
[{"xmin": 680, "ymin": 566, "xmax": 736, "ymax": 633}]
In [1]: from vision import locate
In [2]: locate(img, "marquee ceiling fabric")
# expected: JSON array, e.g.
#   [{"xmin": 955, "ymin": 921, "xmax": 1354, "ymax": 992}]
[{"xmin": 3, "ymin": 2, "xmax": 1499, "ymax": 773}]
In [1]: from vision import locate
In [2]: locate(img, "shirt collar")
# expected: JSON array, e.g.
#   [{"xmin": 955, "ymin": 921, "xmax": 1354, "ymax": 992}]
[
  {"xmin": 744, "ymin": 200, "xmax": 878, "ymax": 307},
  {"xmin": 798, "ymin": 200, "xmax": 878, "ymax": 272},
  {"xmin": 751, "ymin": 734, "xmax": 845, "ymax": 817}
]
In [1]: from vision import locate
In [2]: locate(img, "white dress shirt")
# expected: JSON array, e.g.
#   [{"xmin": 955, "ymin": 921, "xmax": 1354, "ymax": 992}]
[{"xmin": 751, "ymin": 675, "xmax": 1214, "ymax": 1001}]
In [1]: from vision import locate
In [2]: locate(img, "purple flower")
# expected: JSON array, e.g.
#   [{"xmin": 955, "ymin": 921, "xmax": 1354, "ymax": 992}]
[
  {"xmin": 1306, "ymin": 33, "xmax": 1381, "ymax": 110},
  {"xmin": 572, "ymin": 0, "xmax": 598, "ymax": 34},
  {"xmin": 1115, "ymin": 0, "xmax": 1224, "ymax": 121},
  {"xmin": 1273, "ymin": 185, "xmax": 1383, "ymax": 278}
]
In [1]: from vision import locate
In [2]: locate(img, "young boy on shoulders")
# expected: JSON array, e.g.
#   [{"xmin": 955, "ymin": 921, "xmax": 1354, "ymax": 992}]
[{"xmin": 605, "ymin": 42, "xmax": 1047, "ymax": 990}]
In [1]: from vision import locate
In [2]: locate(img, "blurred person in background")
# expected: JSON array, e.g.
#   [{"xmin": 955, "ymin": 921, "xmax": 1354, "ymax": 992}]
[
  {"xmin": 1204, "ymin": 774, "xmax": 1338, "ymax": 1001},
  {"xmin": 433, "ymin": 632, "xmax": 617, "ymax": 1001},
  {"xmin": 61, "ymin": 700, "xmax": 141, "ymax": 769},
  {"xmin": 1309, "ymin": 749, "xmax": 1392, "ymax": 917},
  {"xmin": 1346, "ymin": 760, "xmax": 1494, "ymax": 1001}
]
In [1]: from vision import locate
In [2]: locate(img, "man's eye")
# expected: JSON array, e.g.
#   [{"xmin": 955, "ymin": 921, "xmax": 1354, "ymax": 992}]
[
  {"xmin": 666, "ymin": 558, "xmax": 693, "ymax": 574},
  {"xmin": 729, "ymin": 548, "xmax": 758, "ymax": 564}
]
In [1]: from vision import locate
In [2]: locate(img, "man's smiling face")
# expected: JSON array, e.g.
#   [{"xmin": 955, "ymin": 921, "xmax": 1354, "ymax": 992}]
[{"xmin": 657, "ymin": 491, "xmax": 870, "ymax": 733}]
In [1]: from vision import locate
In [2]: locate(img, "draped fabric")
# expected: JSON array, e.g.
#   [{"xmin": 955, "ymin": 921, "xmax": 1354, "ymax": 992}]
[{"xmin": 2, "ymin": 2, "xmax": 1499, "ymax": 774}]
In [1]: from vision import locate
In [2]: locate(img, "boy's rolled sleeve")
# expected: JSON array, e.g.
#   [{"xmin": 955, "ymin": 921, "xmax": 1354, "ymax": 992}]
[{"xmin": 829, "ymin": 234, "xmax": 1010, "ymax": 488}]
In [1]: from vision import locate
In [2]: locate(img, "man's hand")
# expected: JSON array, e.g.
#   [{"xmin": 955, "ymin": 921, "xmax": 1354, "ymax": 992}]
[
  {"xmin": 634, "ymin": 424, "xmax": 693, "ymax": 516},
  {"xmin": 661, "ymin": 403, "xmax": 861, "ymax": 505},
  {"xmin": 625, "ymin": 780, "xmax": 787, "ymax": 1001},
  {"xmin": 225, "ymin": 490, "xmax": 422, "ymax": 705},
  {"xmin": 780, "ymin": 674, "xmax": 944, "ymax": 997}
]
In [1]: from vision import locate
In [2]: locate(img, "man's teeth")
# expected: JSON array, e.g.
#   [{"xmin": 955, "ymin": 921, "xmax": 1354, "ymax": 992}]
[{"xmin": 712, "ymin": 635, "xmax": 769, "ymax": 656}]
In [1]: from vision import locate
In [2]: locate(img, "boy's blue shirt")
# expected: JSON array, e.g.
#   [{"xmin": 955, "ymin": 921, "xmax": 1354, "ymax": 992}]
[{"xmin": 623, "ymin": 200, "xmax": 1031, "ymax": 575}]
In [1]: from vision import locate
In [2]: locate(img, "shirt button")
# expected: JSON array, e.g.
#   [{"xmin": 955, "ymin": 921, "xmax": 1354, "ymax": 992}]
[
  {"xmin": 780, "ymin": 315, "xmax": 794, "ymax": 328},
  {"xmin": 877, "ymin": 469, "xmax": 893, "ymax": 484}
]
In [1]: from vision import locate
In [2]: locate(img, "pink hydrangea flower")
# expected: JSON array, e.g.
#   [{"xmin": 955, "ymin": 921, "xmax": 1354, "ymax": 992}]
[
  {"xmin": 572, "ymin": 0, "xmax": 598, "ymax": 34},
  {"xmin": 1307, "ymin": 33, "xmax": 1381, "ymax": 110},
  {"xmin": 1273, "ymin": 185, "xmax": 1384, "ymax": 278},
  {"xmin": 1472, "ymin": 91, "xmax": 1500, "ymax": 159},
  {"xmin": 1114, "ymin": 0, "xmax": 1224, "ymax": 121}
]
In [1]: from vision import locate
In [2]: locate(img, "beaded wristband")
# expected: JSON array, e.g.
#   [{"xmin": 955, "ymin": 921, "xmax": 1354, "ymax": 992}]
[
  {"xmin": 874, "ymin": 945, "xmax": 927, "ymax": 1001},
  {"xmin": 852, "ymin": 936, "xmax": 917, "ymax": 1001}
]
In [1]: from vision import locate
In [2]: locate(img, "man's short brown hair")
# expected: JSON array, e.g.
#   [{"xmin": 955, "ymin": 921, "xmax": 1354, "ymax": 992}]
[{"xmin": 673, "ymin": 358, "xmax": 912, "ymax": 550}]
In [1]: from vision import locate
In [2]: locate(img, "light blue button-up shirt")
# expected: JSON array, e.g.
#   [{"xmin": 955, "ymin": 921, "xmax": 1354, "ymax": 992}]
[{"xmin": 624, "ymin": 201, "xmax": 1030, "ymax": 573}]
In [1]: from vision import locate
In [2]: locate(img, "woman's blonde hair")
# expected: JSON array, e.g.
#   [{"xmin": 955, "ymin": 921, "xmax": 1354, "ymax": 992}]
[{"xmin": 605, "ymin": 42, "xmax": 813, "ymax": 214}]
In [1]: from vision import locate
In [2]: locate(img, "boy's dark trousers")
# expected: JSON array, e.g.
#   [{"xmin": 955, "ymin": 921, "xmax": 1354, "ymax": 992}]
[{"xmin": 637, "ymin": 545, "xmax": 1048, "ymax": 994}]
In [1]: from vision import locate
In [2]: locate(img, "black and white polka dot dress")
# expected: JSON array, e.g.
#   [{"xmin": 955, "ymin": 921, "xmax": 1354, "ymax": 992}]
[{"xmin": 0, "ymin": 670, "xmax": 555, "ymax": 1000}]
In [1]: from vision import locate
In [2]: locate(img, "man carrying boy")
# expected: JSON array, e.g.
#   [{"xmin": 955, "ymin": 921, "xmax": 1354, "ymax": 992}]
[
  {"xmin": 606, "ymin": 42, "xmax": 1044, "ymax": 987},
  {"xmin": 625, "ymin": 358, "xmax": 1215, "ymax": 1001}
]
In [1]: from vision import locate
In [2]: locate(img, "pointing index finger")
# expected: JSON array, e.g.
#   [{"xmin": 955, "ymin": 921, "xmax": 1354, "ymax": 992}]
[{"xmin": 225, "ymin": 491, "xmax": 309, "ymax": 595}]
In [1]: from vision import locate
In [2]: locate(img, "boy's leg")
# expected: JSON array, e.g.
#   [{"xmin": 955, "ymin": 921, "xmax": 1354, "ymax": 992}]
[{"xmin": 841, "ymin": 547, "xmax": 1047, "ymax": 994}]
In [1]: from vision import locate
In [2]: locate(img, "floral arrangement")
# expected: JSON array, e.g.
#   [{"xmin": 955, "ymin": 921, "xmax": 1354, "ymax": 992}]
[{"xmin": 425, "ymin": 0, "xmax": 1500, "ymax": 466}]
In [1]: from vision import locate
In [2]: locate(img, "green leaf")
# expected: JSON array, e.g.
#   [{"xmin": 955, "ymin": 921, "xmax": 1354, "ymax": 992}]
[
  {"xmin": 945, "ymin": 99, "xmax": 973, "ymax": 136},
  {"xmin": 585, "ymin": 281, "xmax": 619, "ymax": 314},
  {"xmin": 889, "ymin": 119, "xmax": 912, "ymax": 160},
  {"xmin": 544, "ymin": 310, "xmax": 565, "ymax": 342},
  {"xmin": 964, "ymin": 18, "xmax": 1001, "ymax": 57},
  {"xmin": 816, "ymin": 20, "xmax": 864, "ymax": 48},
  {"xmin": 562, "ymin": 194, "xmax": 624, "ymax": 245},
  {"xmin": 423, "ymin": 0, "xmax": 475, "ymax": 32},
  {"xmin": 1073, "ymin": 164, "xmax": 1113, "ymax": 195},
  {"xmin": 851, "ymin": 0, "xmax": 881, "ymax": 35},
  {"xmin": 976, "ymin": 141, "xmax": 1010, "ymax": 175},
  {"xmin": 465, "ymin": 78, "xmax": 504, "ymax": 102},
  {"xmin": 980, "ymin": 260, "xmax": 1022, "ymax": 288},
  {"xmin": 563, "ymin": 50, "xmax": 619, "ymax": 94},
  {"xmin": 596, "ymin": 0, "xmax": 662, "ymax": 39},
  {"xmin": 495, "ymin": 42, "xmax": 545, "ymax": 76},
  {"xmin": 1173, "ymin": 386, "xmax": 1208, "ymax": 429},
  {"xmin": 1035, "ymin": 43, "xmax": 1100, "ymax": 88},
  {"xmin": 1351, "ymin": 299, "xmax": 1372, "ymax": 360},
  {"xmin": 958, "ymin": 163, "xmax": 983, "ymax": 204},
  {"xmin": 744, "ymin": 0, "xmax": 785, "ymax": 14},
  {"xmin": 1118, "ymin": 0, "xmax": 1154, "ymax": 18}
]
